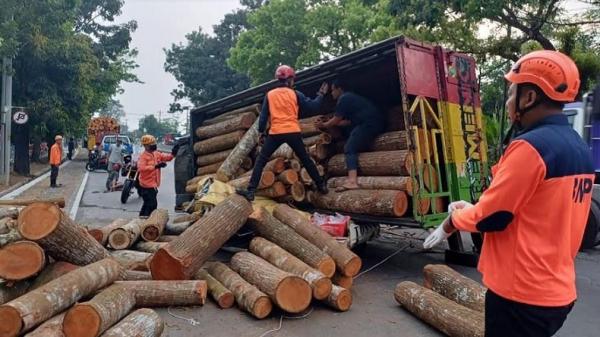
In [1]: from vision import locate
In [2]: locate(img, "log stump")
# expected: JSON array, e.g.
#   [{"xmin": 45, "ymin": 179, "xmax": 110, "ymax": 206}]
[
  {"xmin": 277, "ymin": 169, "xmax": 299, "ymax": 185},
  {"xmin": 107, "ymin": 219, "xmax": 143, "ymax": 250},
  {"xmin": 0, "ymin": 241, "xmax": 46, "ymax": 281},
  {"xmin": 140, "ymin": 209, "xmax": 169, "ymax": 242},
  {"xmin": 423, "ymin": 264, "xmax": 486, "ymax": 312},
  {"xmin": 255, "ymin": 181, "xmax": 286, "ymax": 198},
  {"xmin": 326, "ymin": 285, "xmax": 352, "ymax": 311},
  {"xmin": 88, "ymin": 219, "xmax": 129, "ymax": 246},
  {"xmin": 332, "ymin": 272, "xmax": 353, "ymax": 289}
]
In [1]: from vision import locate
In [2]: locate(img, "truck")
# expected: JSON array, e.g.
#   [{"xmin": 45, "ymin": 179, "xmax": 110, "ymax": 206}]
[
  {"xmin": 178, "ymin": 36, "xmax": 600, "ymax": 264},
  {"xmin": 87, "ymin": 117, "xmax": 133, "ymax": 155}
]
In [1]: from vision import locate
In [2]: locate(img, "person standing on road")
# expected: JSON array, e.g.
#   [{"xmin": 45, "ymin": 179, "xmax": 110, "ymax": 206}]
[
  {"xmin": 424, "ymin": 51, "xmax": 592, "ymax": 337},
  {"xmin": 106, "ymin": 138, "xmax": 124, "ymax": 191},
  {"xmin": 137, "ymin": 134, "xmax": 177, "ymax": 217},
  {"xmin": 67, "ymin": 137, "xmax": 75, "ymax": 160},
  {"xmin": 50, "ymin": 135, "xmax": 63, "ymax": 188},
  {"xmin": 236, "ymin": 65, "xmax": 329, "ymax": 201}
]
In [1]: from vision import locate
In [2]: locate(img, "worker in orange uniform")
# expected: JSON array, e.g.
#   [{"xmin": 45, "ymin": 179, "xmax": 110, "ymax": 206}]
[
  {"xmin": 49, "ymin": 135, "xmax": 63, "ymax": 188},
  {"xmin": 424, "ymin": 50, "xmax": 593, "ymax": 337},
  {"xmin": 236, "ymin": 65, "xmax": 328, "ymax": 201},
  {"xmin": 137, "ymin": 135, "xmax": 176, "ymax": 217}
]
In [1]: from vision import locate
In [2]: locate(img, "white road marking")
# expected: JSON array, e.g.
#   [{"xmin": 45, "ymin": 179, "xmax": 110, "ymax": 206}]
[{"xmin": 70, "ymin": 170, "xmax": 89, "ymax": 219}]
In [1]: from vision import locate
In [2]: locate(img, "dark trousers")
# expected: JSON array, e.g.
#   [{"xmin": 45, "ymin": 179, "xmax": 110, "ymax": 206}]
[
  {"xmin": 248, "ymin": 132, "xmax": 323, "ymax": 191},
  {"xmin": 485, "ymin": 290, "xmax": 573, "ymax": 337},
  {"xmin": 139, "ymin": 187, "xmax": 158, "ymax": 217},
  {"xmin": 344, "ymin": 124, "xmax": 383, "ymax": 170},
  {"xmin": 50, "ymin": 165, "xmax": 59, "ymax": 186}
]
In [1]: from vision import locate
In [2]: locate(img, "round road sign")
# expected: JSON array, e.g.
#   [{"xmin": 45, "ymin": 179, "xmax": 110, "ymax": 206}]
[{"xmin": 13, "ymin": 111, "xmax": 29, "ymax": 125}]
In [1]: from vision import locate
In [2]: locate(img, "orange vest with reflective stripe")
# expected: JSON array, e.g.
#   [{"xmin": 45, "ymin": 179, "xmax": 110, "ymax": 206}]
[
  {"xmin": 267, "ymin": 87, "xmax": 300, "ymax": 135},
  {"xmin": 49, "ymin": 143, "xmax": 62, "ymax": 165}
]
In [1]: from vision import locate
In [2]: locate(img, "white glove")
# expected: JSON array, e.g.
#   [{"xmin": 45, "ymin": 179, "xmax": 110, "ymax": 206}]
[
  {"xmin": 448, "ymin": 200, "xmax": 474, "ymax": 213},
  {"xmin": 423, "ymin": 216, "xmax": 454, "ymax": 249}
]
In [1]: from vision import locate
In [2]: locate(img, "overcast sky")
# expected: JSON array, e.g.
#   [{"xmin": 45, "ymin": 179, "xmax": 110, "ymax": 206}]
[{"xmin": 114, "ymin": 0, "xmax": 241, "ymax": 130}]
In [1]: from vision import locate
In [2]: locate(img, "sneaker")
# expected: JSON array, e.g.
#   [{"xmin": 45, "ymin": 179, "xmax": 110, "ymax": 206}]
[{"xmin": 235, "ymin": 188, "xmax": 255, "ymax": 202}]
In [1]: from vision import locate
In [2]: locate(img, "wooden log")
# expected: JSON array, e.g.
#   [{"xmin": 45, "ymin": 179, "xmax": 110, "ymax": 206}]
[
  {"xmin": 216, "ymin": 118, "xmax": 260, "ymax": 182},
  {"xmin": 309, "ymin": 144, "xmax": 332, "ymax": 161},
  {"xmin": 411, "ymin": 197, "xmax": 431, "ymax": 215},
  {"xmin": 228, "ymin": 170, "xmax": 275, "ymax": 189},
  {"xmin": 326, "ymin": 285, "xmax": 352, "ymax": 312},
  {"xmin": 319, "ymin": 133, "xmax": 333, "ymax": 145},
  {"xmin": 0, "ymin": 227, "xmax": 21, "ymax": 247},
  {"xmin": 206, "ymin": 262, "xmax": 272, "ymax": 319},
  {"xmin": 115, "ymin": 280, "xmax": 207, "ymax": 307},
  {"xmin": 255, "ymin": 181, "xmax": 286, "ymax": 198},
  {"xmin": 327, "ymin": 176, "xmax": 416, "ymax": 195},
  {"xmin": 332, "ymin": 272, "xmax": 353, "ymax": 289},
  {"xmin": 0, "ymin": 217, "xmax": 15, "ymax": 234},
  {"xmin": 308, "ymin": 189, "xmax": 408, "ymax": 217},
  {"xmin": 165, "ymin": 220, "xmax": 193, "ymax": 235},
  {"xmin": 140, "ymin": 209, "xmax": 169, "ymax": 242},
  {"xmin": 0, "ymin": 197, "xmax": 65, "ymax": 208},
  {"xmin": 196, "ymin": 160, "xmax": 225, "ymax": 176},
  {"xmin": 273, "ymin": 204, "xmax": 362, "ymax": 277},
  {"xmin": 99, "ymin": 308, "xmax": 164, "ymax": 337},
  {"xmin": 27, "ymin": 262, "xmax": 79, "ymax": 292},
  {"xmin": 287, "ymin": 182, "xmax": 305, "ymax": 202},
  {"xmin": 0, "ymin": 258, "xmax": 122, "ymax": 337},
  {"xmin": 287, "ymin": 159, "xmax": 301, "ymax": 172},
  {"xmin": 249, "ymin": 237, "xmax": 332, "ymax": 300},
  {"xmin": 0, "ymin": 281, "xmax": 31, "ymax": 305},
  {"xmin": 196, "ymin": 148, "xmax": 233, "ymax": 166},
  {"xmin": 270, "ymin": 144, "xmax": 294, "ymax": 159},
  {"xmin": 249, "ymin": 207, "xmax": 336, "ymax": 277},
  {"xmin": 327, "ymin": 150, "xmax": 413, "ymax": 176},
  {"xmin": 195, "ymin": 269, "xmax": 234, "ymax": 309},
  {"xmin": 193, "ymin": 130, "xmax": 245, "ymax": 155},
  {"xmin": 299, "ymin": 116, "xmax": 325, "ymax": 137},
  {"xmin": 423, "ymin": 264, "xmax": 486, "ymax": 313},
  {"xmin": 369, "ymin": 131, "xmax": 409, "ymax": 151},
  {"xmin": 299, "ymin": 168, "xmax": 312, "ymax": 185},
  {"xmin": 123, "ymin": 270, "xmax": 152, "ymax": 281},
  {"xmin": 156, "ymin": 235, "xmax": 178, "ymax": 242},
  {"xmin": 303, "ymin": 135, "xmax": 321, "ymax": 147},
  {"xmin": 195, "ymin": 111, "xmax": 256, "ymax": 139},
  {"xmin": 265, "ymin": 157, "xmax": 286, "ymax": 174},
  {"xmin": 110, "ymin": 250, "xmax": 151, "ymax": 272},
  {"xmin": 25, "ymin": 313, "xmax": 65, "ymax": 337},
  {"xmin": 202, "ymin": 104, "xmax": 260, "ymax": 126},
  {"xmin": 149, "ymin": 194, "xmax": 252, "ymax": 280},
  {"xmin": 172, "ymin": 212, "xmax": 201, "ymax": 224},
  {"xmin": 277, "ymin": 169, "xmax": 298, "ymax": 185},
  {"xmin": 230, "ymin": 252, "xmax": 311, "ymax": 313},
  {"xmin": 88, "ymin": 219, "xmax": 129, "ymax": 246},
  {"xmin": 63, "ymin": 284, "xmax": 136, "ymax": 337},
  {"xmin": 133, "ymin": 241, "xmax": 167, "ymax": 253},
  {"xmin": 0, "ymin": 208, "xmax": 20, "ymax": 220},
  {"xmin": 0, "ymin": 241, "xmax": 45, "ymax": 281},
  {"xmin": 107, "ymin": 219, "xmax": 143, "ymax": 250},
  {"xmin": 17, "ymin": 202, "xmax": 109, "ymax": 266},
  {"xmin": 394, "ymin": 281, "xmax": 484, "ymax": 337}
]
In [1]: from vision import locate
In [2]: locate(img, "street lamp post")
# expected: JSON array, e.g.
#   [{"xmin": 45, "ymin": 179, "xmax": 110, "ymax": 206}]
[{"xmin": 1, "ymin": 57, "xmax": 13, "ymax": 185}]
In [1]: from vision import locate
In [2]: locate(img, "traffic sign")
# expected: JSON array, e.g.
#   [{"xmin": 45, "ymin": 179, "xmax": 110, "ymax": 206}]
[{"xmin": 12, "ymin": 111, "xmax": 28, "ymax": 124}]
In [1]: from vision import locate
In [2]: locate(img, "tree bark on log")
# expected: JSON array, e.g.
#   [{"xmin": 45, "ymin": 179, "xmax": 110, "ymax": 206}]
[
  {"xmin": 326, "ymin": 285, "xmax": 352, "ymax": 312},
  {"xmin": 299, "ymin": 168, "xmax": 313, "ymax": 185},
  {"xmin": 195, "ymin": 111, "xmax": 256, "ymax": 139},
  {"xmin": 309, "ymin": 144, "xmax": 332, "ymax": 161},
  {"xmin": 133, "ymin": 241, "xmax": 167, "ymax": 253},
  {"xmin": 205, "ymin": 262, "xmax": 272, "ymax": 319},
  {"xmin": 195, "ymin": 269, "xmax": 234, "ymax": 309},
  {"xmin": 273, "ymin": 204, "xmax": 362, "ymax": 277},
  {"xmin": 216, "ymin": 118, "xmax": 260, "ymax": 182},
  {"xmin": 228, "ymin": 170, "xmax": 275, "ymax": 189},
  {"xmin": 0, "ymin": 208, "xmax": 20, "ymax": 219},
  {"xmin": 99, "ymin": 308, "xmax": 163, "ymax": 337},
  {"xmin": 63, "ymin": 284, "xmax": 136, "ymax": 337},
  {"xmin": 123, "ymin": 270, "xmax": 152, "ymax": 281},
  {"xmin": 327, "ymin": 176, "xmax": 416, "ymax": 195},
  {"xmin": 107, "ymin": 219, "xmax": 143, "ymax": 250},
  {"xmin": 287, "ymin": 182, "xmax": 305, "ymax": 202},
  {"xmin": 0, "ymin": 241, "xmax": 46, "ymax": 281},
  {"xmin": 270, "ymin": 144, "xmax": 294, "ymax": 159},
  {"xmin": 202, "ymin": 104, "xmax": 260, "ymax": 126},
  {"xmin": 109, "ymin": 250, "xmax": 151, "ymax": 272},
  {"xmin": 255, "ymin": 181, "xmax": 286, "ymax": 198},
  {"xmin": 327, "ymin": 151, "xmax": 413, "ymax": 176},
  {"xmin": 368, "ymin": 131, "xmax": 409, "ymax": 151},
  {"xmin": 24, "ymin": 313, "xmax": 65, "ymax": 337},
  {"xmin": 394, "ymin": 281, "xmax": 484, "ymax": 337},
  {"xmin": 196, "ymin": 148, "xmax": 233, "ymax": 166},
  {"xmin": 0, "ymin": 228, "xmax": 21, "ymax": 247},
  {"xmin": 0, "ymin": 281, "xmax": 31, "ymax": 305},
  {"xmin": 172, "ymin": 212, "xmax": 201, "ymax": 224},
  {"xmin": 265, "ymin": 157, "xmax": 286, "ymax": 174},
  {"xmin": 0, "ymin": 198, "xmax": 65, "ymax": 208},
  {"xmin": 140, "ymin": 209, "xmax": 169, "ymax": 242},
  {"xmin": 277, "ymin": 169, "xmax": 298, "ymax": 185},
  {"xmin": 196, "ymin": 160, "xmax": 225, "ymax": 176},
  {"xmin": 149, "ymin": 195, "xmax": 252, "ymax": 280},
  {"xmin": 88, "ymin": 219, "xmax": 129, "ymax": 246},
  {"xmin": 0, "ymin": 258, "xmax": 122, "ymax": 337},
  {"xmin": 249, "ymin": 237, "xmax": 332, "ymax": 300},
  {"xmin": 332, "ymin": 272, "xmax": 353, "ymax": 289},
  {"xmin": 299, "ymin": 116, "xmax": 326, "ymax": 137},
  {"xmin": 17, "ymin": 203, "xmax": 110, "ymax": 266},
  {"xmin": 307, "ymin": 189, "xmax": 408, "ymax": 217},
  {"xmin": 423, "ymin": 264, "xmax": 486, "ymax": 313},
  {"xmin": 230, "ymin": 252, "xmax": 312, "ymax": 313},
  {"xmin": 249, "ymin": 207, "xmax": 336, "ymax": 277},
  {"xmin": 165, "ymin": 220, "xmax": 194, "ymax": 235},
  {"xmin": 287, "ymin": 159, "xmax": 301, "ymax": 172},
  {"xmin": 193, "ymin": 130, "xmax": 245, "ymax": 155},
  {"xmin": 303, "ymin": 135, "xmax": 321, "ymax": 147},
  {"xmin": 156, "ymin": 235, "xmax": 178, "ymax": 242},
  {"xmin": 115, "ymin": 280, "xmax": 207, "ymax": 307}
]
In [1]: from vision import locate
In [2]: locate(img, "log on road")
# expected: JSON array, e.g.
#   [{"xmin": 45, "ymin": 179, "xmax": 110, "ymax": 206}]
[
  {"xmin": 0, "ymin": 241, "xmax": 46, "ymax": 281},
  {"xmin": 99, "ymin": 308, "xmax": 164, "ymax": 337},
  {"xmin": 165, "ymin": 221, "xmax": 194, "ymax": 235},
  {"xmin": 149, "ymin": 195, "xmax": 253, "ymax": 280},
  {"xmin": 327, "ymin": 176, "xmax": 416, "ymax": 195},
  {"xmin": 273, "ymin": 204, "xmax": 362, "ymax": 277},
  {"xmin": 88, "ymin": 219, "xmax": 129, "ymax": 246},
  {"xmin": 193, "ymin": 130, "xmax": 245, "ymax": 155},
  {"xmin": 423, "ymin": 264, "xmax": 486, "ymax": 313},
  {"xmin": 110, "ymin": 250, "xmax": 151, "ymax": 272},
  {"xmin": 332, "ymin": 272, "xmax": 353, "ymax": 289},
  {"xmin": 326, "ymin": 285, "xmax": 352, "ymax": 312},
  {"xmin": 216, "ymin": 118, "xmax": 260, "ymax": 182},
  {"xmin": 195, "ymin": 111, "xmax": 256, "ymax": 139},
  {"xmin": 308, "ymin": 189, "xmax": 408, "ymax": 217},
  {"xmin": 115, "ymin": 280, "xmax": 207, "ymax": 307},
  {"xmin": 18, "ymin": 202, "xmax": 109, "ymax": 265},
  {"xmin": 206, "ymin": 262, "xmax": 272, "ymax": 319},
  {"xmin": 140, "ymin": 209, "xmax": 169, "ymax": 242},
  {"xmin": 24, "ymin": 313, "xmax": 65, "ymax": 337},
  {"xmin": 327, "ymin": 150, "xmax": 413, "ymax": 176},
  {"xmin": 195, "ymin": 269, "xmax": 234, "ymax": 309},
  {"xmin": 133, "ymin": 241, "xmax": 167, "ymax": 253},
  {"xmin": 0, "ymin": 197, "xmax": 65, "ymax": 208},
  {"xmin": 107, "ymin": 219, "xmax": 143, "ymax": 250}
]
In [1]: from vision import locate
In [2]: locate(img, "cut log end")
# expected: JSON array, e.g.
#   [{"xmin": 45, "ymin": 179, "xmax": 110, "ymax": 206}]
[
  {"xmin": 88, "ymin": 229, "xmax": 103, "ymax": 243},
  {"xmin": 217, "ymin": 292, "xmax": 235, "ymax": 309},
  {"xmin": 62, "ymin": 304, "xmax": 101, "ymax": 337},
  {"xmin": 107, "ymin": 229, "xmax": 131, "ymax": 250},
  {"xmin": 328, "ymin": 286, "xmax": 352, "ymax": 312},
  {"xmin": 0, "ymin": 241, "xmax": 45, "ymax": 281},
  {"xmin": 343, "ymin": 256, "xmax": 362, "ymax": 277},
  {"xmin": 149, "ymin": 249, "xmax": 185, "ymax": 280},
  {"xmin": 275, "ymin": 276, "xmax": 312, "ymax": 314},
  {"xmin": 253, "ymin": 296, "xmax": 273, "ymax": 319},
  {"xmin": 313, "ymin": 277, "xmax": 333, "ymax": 300},
  {"xmin": 393, "ymin": 193, "xmax": 408, "ymax": 218},
  {"xmin": 317, "ymin": 259, "xmax": 336, "ymax": 278},
  {"xmin": 0, "ymin": 306, "xmax": 22, "ymax": 337},
  {"xmin": 141, "ymin": 227, "xmax": 160, "ymax": 242},
  {"xmin": 17, "ymin": 202, "xmax": 61, "ymax": 240}
]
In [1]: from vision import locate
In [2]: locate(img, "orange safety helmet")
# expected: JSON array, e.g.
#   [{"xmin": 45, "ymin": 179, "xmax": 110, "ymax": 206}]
[
  {"xmin": 141, "ymin": 134, "xmax": 157, "ymax": 146},
  {"xmin": 275, "ymin": 65, "xmax": 295, "ymax": 80},
  {"xmin": 504, "ymin": 50, "xmax": 580, "ymax": 102}
]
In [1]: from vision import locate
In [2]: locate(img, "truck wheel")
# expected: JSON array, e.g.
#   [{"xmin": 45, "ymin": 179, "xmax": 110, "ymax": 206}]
[{"xmin": 121, "ymin": 180, "xmax": 133, "ymax": 204}]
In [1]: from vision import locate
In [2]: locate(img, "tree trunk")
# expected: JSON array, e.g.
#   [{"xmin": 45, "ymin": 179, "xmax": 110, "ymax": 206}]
[
  {"xmin": 368, "ymin": 131, "xmax": 409, "ymax": 151},
  {"xmin": 0, "ymin": 197, "xmax": 65, "ymax": 208},
  {"xmin": 228, "ymin": 170, "xmax": 275, "ymax": 189},
  {"xmin": 149, "ymin": 195, "xmax": 252, "ymax": 280},
  {"xmin": 277, "ymin": 169, "xmax": 298, "ymax": 185},
  {"xmin": 411, "ymin": 197, "xmax": 431, "ymax": 216},
  {"xmin": 255, "ymin": 181, "xmax": 286, "ymax": 198},
  {"xmin": 205, "ymin": 262, "xmax": 272, "ymax": 319},
  {"xmin": 287, "ymin": 159, "xmax": 301, "ymax": 172},
  {"xmin": 17, "ymin": 203, "xmax": 109, "ymax": 265},
  {"xmin": 230, "ymin": 252, "xmax": 311, "ymax": 313},
  {"xmin": 165, "ymin": 221, "xmax": 193, "ymax": 235},
  {"xmin": 193, "ymin": 130, "xmax": 245, "ymax": 155},
  {"xmin": 195, "ymin": 111, "xmax": 256, "ymax": 139},
  {"xmin": 24, "ymin": 313, "xmax": 65, "ymax": 337},
  {"xmin": 327, "ymin": 176, "xmax": 416, "ymax": 195},
  {"xmin": 133, "ymin": 241, "xmax": 167, "ymax": 253},
  {"xmin": 307, "ymin": 189, "xmax": 408, "ymax": 217},
  {"xmin": 13, "ymin": 123, "xmax": 30, "ymax": 176},
  {"xmin": 216, "ymin": 119, "xmax": 259, "ymax": 182},
  {"xmin": 327, "ymin": 150, "xmax": 413, "ymax": 176},
  {"xmin": 423, "ymin": 264, "xmax": 486, "ymax": 313},
  {"xmin": 99, "ymin": 308, "xmax": 164, "ymax": 337},
  {"xmin": 326, "ymin": 285, "xmax": 352, "ymax": 312},
  {"xmin": 0, "ymin": 208, "xmax": 20, "ymax": 219},
  {"xmin": 273, "ymin": 204, "xmax": 362, "ymax": 277},
  {"xmin": 123, "ymin": 271, "xmax": 152, "ymax": 281},
  {"xmin": 196, "ymin": 148, "xmax": 233, "ymax": 166},
  {"xmin": 196, "ymin": 161, "xmax": 225, "ymax": 176},
  {"xmin": 202, "ymin": 104, "xmax": 260, "ymax": 126},
  {"xmin": 332, "ymin": 272, "xmax": 353, "ymax": 289},
  {"xmin": 287, "ymin": 182, "xmax": 305, "ymax": 202},
  {"xmin": 249, "ymin": 237, "xmax": 332, "ymax": 300},
  {"xmin": 140, "ymin": 209, "xmax": 169, "ymax": 242},
  {"xmin": 109, "ymin": 250, "xmax": 151, "ymax": 272},
  {"xmin": 270, "ymin": 144, "xmax": 294, "ymax": 159},
  {"xmin": 248, "ymin": 207, "xmax": 335, "ymax": 277},
  {"xmin": 0, "ymin": 281, "xmax": 31, "ymax": 305},
  {"xmin": 88, "ymin": 219, "xmax": 129, "ymax": 246},
  {"xmin": 0, "ymin": 241, "xmax": 46, "ymax": 281},
  {"xmin": 194, "ymin": 269, "xmax": 234, "ymax": 309},
  {"xmin": 115, "ymin": 280, "xmax": 207, "ymax": 307},
  {"xmin": 0, "ymin": 258, "xmax": 122, "ymax": 337},
  {"xmin": 394, "ymin": 281, "xmax": 484, "ymax": 337},
  {"xmin": 172, "ymin": 212, "xmax": 201, "ymax": 224},
  {"xmin": 63, "ymin": 284, "xmax": 135, "ymax": 337},
  {"xmin": 107, "ymin": 219, "xmax": 143, "ymax": 250}
]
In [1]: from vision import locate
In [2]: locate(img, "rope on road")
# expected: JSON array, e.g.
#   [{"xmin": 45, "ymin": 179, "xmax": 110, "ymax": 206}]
[
  {"xmin": 167, "ymin": 307, "xmax": 201, "ymax": 326},
  {"xmin": 258, "ymin": 308, "xmax": 314, "ymax": 337}
]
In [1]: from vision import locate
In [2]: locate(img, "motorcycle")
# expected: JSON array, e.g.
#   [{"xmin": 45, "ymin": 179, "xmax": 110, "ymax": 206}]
[
  {"xmin": 86, "ymin": 151, "xmax": 108, "ymax": 171},
  {"xmin": 120, "ymin": 154, "xmax": 140, "ymax": 204}
]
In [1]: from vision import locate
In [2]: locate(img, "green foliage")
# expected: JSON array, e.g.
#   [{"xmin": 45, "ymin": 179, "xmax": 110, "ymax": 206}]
[
  {"xmin": 138, "ymin": 115, "xmax": 178, "ymax": 138},
  {"xmin": 97, "ymin": 98, "xmax": 126, "ymax": 123}
]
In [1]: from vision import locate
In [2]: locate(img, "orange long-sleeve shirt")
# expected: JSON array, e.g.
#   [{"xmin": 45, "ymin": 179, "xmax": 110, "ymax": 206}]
[
  {"xmin": 137, "ymin": 151, "xmax": 174, "ymax": 188},
  {"xmin": 49, "ymin": 143, "xmax": 62, "ymax": 166}
]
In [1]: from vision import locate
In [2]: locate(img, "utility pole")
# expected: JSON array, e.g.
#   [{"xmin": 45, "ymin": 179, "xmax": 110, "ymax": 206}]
[{"xmin": 1, "ymin": 57, "xmax": 13, "ymax": 185}]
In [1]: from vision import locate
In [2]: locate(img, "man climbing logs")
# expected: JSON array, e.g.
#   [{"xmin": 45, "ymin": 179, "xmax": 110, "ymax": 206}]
[{"xmin": 424, "ymin": 50, "xmax": 593, "ymax": 337}]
